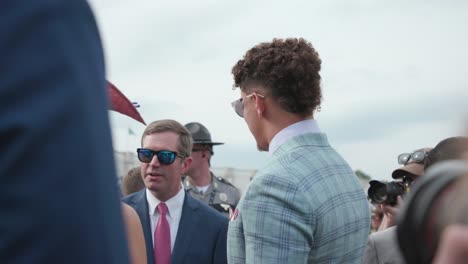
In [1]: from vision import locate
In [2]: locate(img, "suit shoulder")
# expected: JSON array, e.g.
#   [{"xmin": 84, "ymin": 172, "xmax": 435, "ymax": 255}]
[
  {"xmin": 121, "ymin": 189, "xmax": 144, "ymax": 205},
  {"xmin": 191, "ymin": 196, "xmax": 228, "ymax": 224},
  {"xmin": 215, "ymin": 175, "xmax": 235, "ymax": 187},
  {"xmin": 371, "ymin": 226, "xmax": 397, "ymax": 241}
]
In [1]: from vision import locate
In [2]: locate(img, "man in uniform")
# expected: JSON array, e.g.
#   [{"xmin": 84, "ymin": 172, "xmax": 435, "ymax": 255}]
[{"xmin": 183, "ymin": 122, "xmax": 241, "ymax": 216}]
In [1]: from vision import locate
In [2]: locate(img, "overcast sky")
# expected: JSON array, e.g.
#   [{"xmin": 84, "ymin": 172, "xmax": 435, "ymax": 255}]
[{"xmin": 89, "ymin": 0, "xmax": 467, "ymax": 180}]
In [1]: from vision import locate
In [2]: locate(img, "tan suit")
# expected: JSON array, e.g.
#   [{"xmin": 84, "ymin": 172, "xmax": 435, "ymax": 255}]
[{"xmin": 363, "ymin": 226, "xmax": 405, "ymax": 264}]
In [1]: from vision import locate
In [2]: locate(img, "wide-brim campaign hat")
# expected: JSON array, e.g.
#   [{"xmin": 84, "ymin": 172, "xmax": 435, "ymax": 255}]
[{"xmin": 184, "ymin": 122, "xmax": 224, "ymax": 145}]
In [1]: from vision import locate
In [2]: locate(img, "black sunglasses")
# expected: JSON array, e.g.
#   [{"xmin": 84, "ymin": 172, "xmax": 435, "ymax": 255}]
[{"xmin": 137, "ymin": 148, "xmax": 187, "ymax": 165}]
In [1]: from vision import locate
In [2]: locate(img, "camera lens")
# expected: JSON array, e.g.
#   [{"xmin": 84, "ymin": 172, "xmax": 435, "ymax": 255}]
[
  {"xmin": 368, "ymin": 180, "xmax": 405, "ymax": 205},
  {"xmin": 368, "ymin": 181, "xmax": 388, "ymax": 204}
]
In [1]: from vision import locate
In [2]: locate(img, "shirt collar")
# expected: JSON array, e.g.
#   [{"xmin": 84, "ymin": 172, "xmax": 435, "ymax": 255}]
[
  {"xmin": 268, "ymin": 119, "xmax": 321, "ymax": 155},
  {"xmin": 146, "ymin": 184, "xmax": 185, "ymax": 217}
]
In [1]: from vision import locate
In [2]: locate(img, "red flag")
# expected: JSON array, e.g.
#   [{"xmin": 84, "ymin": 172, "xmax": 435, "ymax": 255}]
[{"xmin": 107, "ymin": 81, "xmax": 146, "ymax": 125}]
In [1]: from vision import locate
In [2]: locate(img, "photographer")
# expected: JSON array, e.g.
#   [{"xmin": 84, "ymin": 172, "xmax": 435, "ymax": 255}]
[
  {"xmin": 363, "ymin": 148, "xmax": 431, "ymax": 264},
  {"xmin": 370, "ymin": 148, "xmax": 432, "ymax": 231},
  {"xmin": 396, "ymin": 137, "xmax": 468, "ymax": 264}
]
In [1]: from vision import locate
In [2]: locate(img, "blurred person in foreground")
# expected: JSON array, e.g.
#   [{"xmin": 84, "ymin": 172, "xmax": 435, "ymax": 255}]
[
  {"xmin": 0, "ymin": 1, "xmax": 129, "ymax": 263},
  {"xmin": 428, "ymin": 138, "xmax": 468, "ymax": 264},
  {"xmin": 397, "ymin": 137, "xmax": 468, "ymax": 263},
  {"xmin": 432, "ymin": 171, "xmax": 468, "ymax": 264},
  {"xmin": 183, "ymin": 122, "xmax": 241, "ymax": 216},
  {"xmin": 122, "ymin": 204, "xmax": 147, "ymax": 264},
  {"xmin": 227, "ymin": 38, "xmax": 370, "ymax": 263},
  {"xmin": 398, "ymin": 161, "xmax": 468, "ymax": 264},
  {"xmin": 122, "ymin": 119, "xmax": 228, "ymax": 264}
]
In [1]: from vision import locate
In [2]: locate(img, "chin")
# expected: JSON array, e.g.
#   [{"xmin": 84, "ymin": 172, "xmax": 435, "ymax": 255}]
[{"xmin": 256, "ymin": 141, "xmax": 269, "ymax": 152}]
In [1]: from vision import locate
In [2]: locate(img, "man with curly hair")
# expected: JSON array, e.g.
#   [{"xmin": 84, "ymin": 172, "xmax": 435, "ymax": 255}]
[{"xmin": 227, "ymin": 38, "xmax": 370, "ymax": 263}]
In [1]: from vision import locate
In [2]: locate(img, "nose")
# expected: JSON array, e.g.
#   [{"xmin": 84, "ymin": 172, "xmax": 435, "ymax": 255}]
[{"xmin": 149, "ymin": 154, "xmax": 160, "ymax": 167}]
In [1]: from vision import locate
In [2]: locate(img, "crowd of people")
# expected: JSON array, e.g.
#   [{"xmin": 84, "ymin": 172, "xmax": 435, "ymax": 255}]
[{"xmin": 2, "ymin": 1, "xmax": 468, "ymax": 264}]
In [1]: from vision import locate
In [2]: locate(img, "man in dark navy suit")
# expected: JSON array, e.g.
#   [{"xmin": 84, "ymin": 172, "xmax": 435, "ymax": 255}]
[
  {"xmin": 0, "ymin": 1, "xmax": 129, "ymax": 263},
  {"xmin": 122, "ymin": 119, "xmax": 228, "ymax": 264}
]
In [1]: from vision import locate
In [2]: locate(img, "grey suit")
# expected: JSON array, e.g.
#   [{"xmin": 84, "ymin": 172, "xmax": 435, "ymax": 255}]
[{"xmin": 363, "ymin": 226, "xmax": 405, "ymax": 264}]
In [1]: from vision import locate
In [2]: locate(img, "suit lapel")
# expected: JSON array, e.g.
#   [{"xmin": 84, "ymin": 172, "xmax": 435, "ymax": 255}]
[
  {"xmin": 170, "ymin": 193, "xmax": 200, "ymax": 264},
  {"xmin": 131, "ymin": 189, "xmax": 154, "ymax": 264}
]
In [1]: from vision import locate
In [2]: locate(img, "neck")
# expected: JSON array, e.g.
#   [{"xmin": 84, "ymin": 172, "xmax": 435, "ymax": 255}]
[
  {"xmin": 188, "ymin": 166, "xmax": 212, "ymax": 187},
  {"xmin": 264, "ymin": 110, "xmax": 313, "ymax": 148},
  {"xmin": 150, "ymin": 184, "xmax": 181, "ymax": 202}
]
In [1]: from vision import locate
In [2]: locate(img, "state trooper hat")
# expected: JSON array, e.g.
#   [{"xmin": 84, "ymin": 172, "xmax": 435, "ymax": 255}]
[{"xmin": 184, "ymin": 122, "xmax": 224, "ymax": 145}]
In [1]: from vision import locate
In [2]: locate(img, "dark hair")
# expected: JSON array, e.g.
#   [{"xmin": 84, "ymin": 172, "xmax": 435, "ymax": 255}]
[
  {"xmin": 425, "ymin": 137, "xmax": 468, "ymax": 169},
  {"xmin": 232, "ymin": 38, "xmax": 322, "ymax": 117}
]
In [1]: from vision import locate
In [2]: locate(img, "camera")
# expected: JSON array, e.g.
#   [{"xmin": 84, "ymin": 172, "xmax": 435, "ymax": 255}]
[
  {"xmin": 368, "ymin": 179, "xmax": 409, "ymax": 206},
  {"xmin": 397, "ymin": 161, "xmax": 468, "ymax": 264}
]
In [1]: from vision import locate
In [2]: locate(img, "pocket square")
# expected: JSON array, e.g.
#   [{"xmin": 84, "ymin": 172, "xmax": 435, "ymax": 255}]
[{"xmin": 229, "ymin": 208, "xmax": 239, "ymax": 222}]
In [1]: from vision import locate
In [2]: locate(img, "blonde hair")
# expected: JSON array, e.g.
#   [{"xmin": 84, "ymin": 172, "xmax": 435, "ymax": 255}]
[{"xmin": 141, "ymin": 119, "xmax": 193, "ymax": 157}]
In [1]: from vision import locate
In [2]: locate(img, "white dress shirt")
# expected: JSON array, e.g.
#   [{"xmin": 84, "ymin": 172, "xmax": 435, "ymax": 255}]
[
  {"xmin": 146, "ymin": 186, "xmax": 185, "ymax": 251},
  {"xmin": 268, "ymin": 119, "xmax": 321, "ymax": 155}
]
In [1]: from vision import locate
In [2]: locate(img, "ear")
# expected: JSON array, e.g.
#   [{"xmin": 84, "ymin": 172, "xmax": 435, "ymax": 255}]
[
  {"xmin": 181, "ymin": 157, "xmax": 193, "ymax": 174},
  {"xmin": 254, "ymin": 93, "xmax": 266, "ymax": 116}
]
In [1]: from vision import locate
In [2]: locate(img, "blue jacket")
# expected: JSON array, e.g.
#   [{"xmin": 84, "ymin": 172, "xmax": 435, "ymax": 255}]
[
  {"xmin": 0, "ymin": 1, "xmax": 129, "ymax": 263},
  {"xmin": 123, "ymin": 189, "xmax": 228, "ymax": 264}
]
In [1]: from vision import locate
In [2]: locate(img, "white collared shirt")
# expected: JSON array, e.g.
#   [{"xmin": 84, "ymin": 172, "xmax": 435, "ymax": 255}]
[
  {"xmin": 146, "ymin": 186, "xmax": 185, "ymax": 251},
  {"xmin": 268, "ymin": 119, "xmax": 321, "ymax": 155}
]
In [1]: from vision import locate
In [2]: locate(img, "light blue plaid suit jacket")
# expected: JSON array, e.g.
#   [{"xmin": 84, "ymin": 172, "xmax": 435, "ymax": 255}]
[{"xmin": 227, "ymin": 133, "xmax": 370, "ymax": 264}]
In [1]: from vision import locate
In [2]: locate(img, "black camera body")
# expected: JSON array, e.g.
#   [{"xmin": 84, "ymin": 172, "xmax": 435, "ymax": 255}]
[{"xmin": 368, "ymin": 180, "xmax": 407, "ymax": 206}]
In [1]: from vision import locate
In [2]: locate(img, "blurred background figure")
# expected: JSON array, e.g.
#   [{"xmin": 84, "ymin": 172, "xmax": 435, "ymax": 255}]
[
  {"xmin": 122, "ymin": 166, "xmax": 145, "ymax": 196},
  {"xmin": 0, "ymin": 1, "xmax": 129, "ymax": 263},
  {"xmin": 183, "ymin": 122, "xmax": 241, "ymax": 216}
]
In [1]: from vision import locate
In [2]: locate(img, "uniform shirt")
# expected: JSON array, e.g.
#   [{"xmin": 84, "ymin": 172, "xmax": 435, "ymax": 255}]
[
  {"xmin": 146, "ymin": 186, "xmax": 185, "ymax": 251},
  {"xmin": 183, "ymin": 172, "xmax": 241, "ymax": 216}
]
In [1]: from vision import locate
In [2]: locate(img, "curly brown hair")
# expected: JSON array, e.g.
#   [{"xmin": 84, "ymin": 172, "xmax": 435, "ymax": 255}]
[{"xmin": 232, "ymin": 38, "xmax": 322, "ymax": 116}]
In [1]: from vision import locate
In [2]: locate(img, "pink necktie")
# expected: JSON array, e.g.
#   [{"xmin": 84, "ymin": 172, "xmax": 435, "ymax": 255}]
[{"xmin": 154, "ymin": 202, "xmax": 171, "ymax": 264}]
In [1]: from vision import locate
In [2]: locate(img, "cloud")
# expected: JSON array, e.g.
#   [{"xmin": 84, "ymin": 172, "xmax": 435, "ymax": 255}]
[{"xmin": 91, "ymin": 0, "xmax": 468, "ymax": 182}]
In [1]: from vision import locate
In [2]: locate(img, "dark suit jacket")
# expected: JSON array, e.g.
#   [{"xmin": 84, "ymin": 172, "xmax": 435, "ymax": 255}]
[
  {"xmin": 0, "ymin": 1, "xmax": 129, "ymax": 263},
  {"xmin": 122, "ymin": 189, "xmax": 228, "ymax": 264}
]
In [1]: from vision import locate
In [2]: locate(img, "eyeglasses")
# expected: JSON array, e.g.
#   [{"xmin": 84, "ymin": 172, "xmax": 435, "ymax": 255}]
[
  {"xmin": 398, "ymin": 150, "xmax": 428, "ymax": 165},
  {"xmin": 231, "ymin": 92, "xmax": 265, "ymax": 118},
  {"xmin": 137, "ymin": 148, "xmax": 187, "ymax": 165}
]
